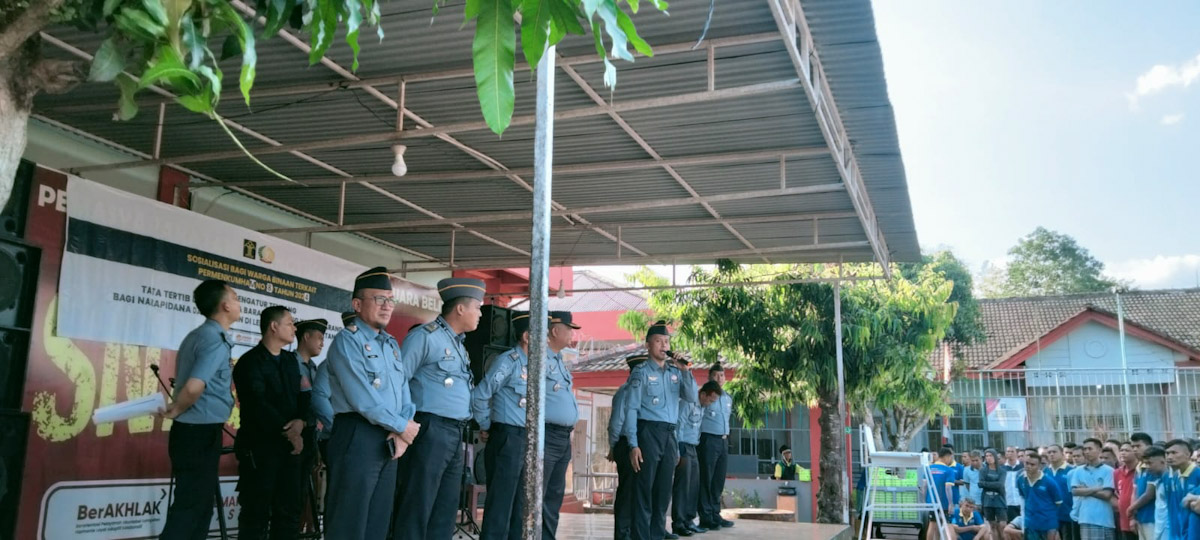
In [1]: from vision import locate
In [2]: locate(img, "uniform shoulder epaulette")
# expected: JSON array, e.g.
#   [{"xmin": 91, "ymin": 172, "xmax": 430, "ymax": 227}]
[
  {"xmin": 508, "ymin": 350, "xmax": 522, "ymax": 361},
  {"xmin": 422, "ymin": 322, "xmax": 439, "ymax": 333},
  {"xmin": 344, "ymin": 321, "xmax": 358, "ymax": 333}
]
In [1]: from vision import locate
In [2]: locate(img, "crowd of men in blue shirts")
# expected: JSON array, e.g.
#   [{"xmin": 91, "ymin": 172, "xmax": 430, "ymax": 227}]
[
  {"xmin": 917, "ymin": 434, "xmax": 1200, "ymax": 540},
  {"xmin": 154, "ymin": 269, "xmax": 622, "ymax": 540}
]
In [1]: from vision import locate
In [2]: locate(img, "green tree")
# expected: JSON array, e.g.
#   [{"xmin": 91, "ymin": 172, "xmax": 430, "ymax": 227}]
[
  {"xmin": 902, "ymin": 249, "xmax": 986, "ymax": 350},
  {"xmin": 989, "ymin": 227, "xmax": 1123, "ymax": 297},
  {"xmin": 0, "ymin": 0, "xmax": 665, "ymax": 211},
  {"xmin": 664, "ymin": 261, "xmax": 956, "ymax": 523}
]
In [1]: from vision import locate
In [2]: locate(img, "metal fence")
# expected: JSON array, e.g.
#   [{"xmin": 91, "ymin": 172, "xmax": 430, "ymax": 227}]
[{"xmin": 927, "ymin": 368, "xmax": 1200, "ymax": 450}]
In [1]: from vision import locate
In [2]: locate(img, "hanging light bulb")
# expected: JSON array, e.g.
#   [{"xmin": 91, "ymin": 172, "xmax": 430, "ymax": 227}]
[
  {"xmin": 391, "ymin": 145, "xmax": 408, "ymax": 177},
  {"xmin": 557, "ymin": 278, "xmax": 566, "ymax": 299}
]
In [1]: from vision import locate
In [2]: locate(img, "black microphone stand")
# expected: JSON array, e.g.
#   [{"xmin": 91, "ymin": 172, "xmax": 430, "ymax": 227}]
[{"xmin": 151, "ymin": 364, "xmax": 233, "ymax": 540}]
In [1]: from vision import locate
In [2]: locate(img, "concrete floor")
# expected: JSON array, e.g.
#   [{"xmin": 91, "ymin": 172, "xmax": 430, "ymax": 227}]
[{"xmin": 453, "ymin": 514, "xmax": 851, "ymax": 540}]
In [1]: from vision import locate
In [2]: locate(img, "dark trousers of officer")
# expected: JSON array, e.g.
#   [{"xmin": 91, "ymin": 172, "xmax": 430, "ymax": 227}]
[
  {"xmin": 324, "ymin": 413, "xmax": 397, "ymax": 539},
  {"xmin": 542, "ymin": 423, "xmax": 574, "ymax": 540},
  {"xmin": 1059, "ymin": 520, "xmax": 1079, "ymax": 540},
  {"xmin": 613, "ymin": 437, "xmax": 634, "ymax": 540},
  {"xmin": 392, "ymin": 412, "xmax": 466, "ymax": 540},
  {"xmin": 671, "ymin": 442, "xmax": 699, "ymax": 530},
  {"xmin": 162, "ymin": 421, "xmax": 224, "ymax": 540},
  {"xmin": 481, "ymin": 423, "xmax": 526, "ymax": 540},
  {"xmin": 697, "ymin": 433, "xmax": 728, "ymax": 527},
  {"xmin": 632, "ymin": 420, "xmax": 679, "ymax": 540},
  {"xmin": 237, "ymin": 448, "xmax": 301, "ymax": 540}
]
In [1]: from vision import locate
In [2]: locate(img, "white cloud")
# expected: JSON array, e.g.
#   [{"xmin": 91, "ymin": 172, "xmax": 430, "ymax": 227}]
[
  {"xmin": 1107, "ymin": 255, "xmax": 1200, "ymax": 290},
  {"xmin": 1129, "ymin": 52, "xmax": 1200, "ymax": 108},
  {"xmin": 1161, "ymin": 113, "xmax": 1185, "ymax": 125}
]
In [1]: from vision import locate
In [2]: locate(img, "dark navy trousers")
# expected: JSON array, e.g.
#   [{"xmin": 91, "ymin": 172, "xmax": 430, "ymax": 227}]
[
  {"xmin": 391, "ymin": 412, "xmax": 466, "ymax": 540},
  {"xmin": 480, "ymin": 422, "xmax": 526, "ymax": 540},
  {"xmin": 697, "ymin": 433, "xmax": 728, "ymax": 527},
  {"xmin": 671, "ymin": 442, "xmax": 699, "ymax": 530},
  {"xmin": 323, "ymin": 413, "xmax": 397, "ymax": 540},
  {"xmin": 541, "ymin": 423, "xmax": 574, "ymax": 540},
  {"xmin": 631, "ymin": 421, "xmax": 678, "ymax": 540}
]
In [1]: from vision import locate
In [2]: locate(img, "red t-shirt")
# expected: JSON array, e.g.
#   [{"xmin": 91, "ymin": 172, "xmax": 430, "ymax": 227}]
[{"xmin": 1114, "ymin": 464, "xmax": 1137, "ymax": 532}]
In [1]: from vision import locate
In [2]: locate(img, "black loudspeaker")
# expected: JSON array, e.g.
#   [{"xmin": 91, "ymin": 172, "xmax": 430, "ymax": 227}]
[
  {"xmin": 465, "ymin": 306, "xmax": 514, "ymax": 383},
  {"xmin": 0, "ymin": 411, "xmax": 31, "ymax": 540},
  {"xmin": 0, "ymin": 160, "xmax": 34, "ymax": 239},
  {"xmin": 0, "ymin": 328, "xmax": 29, "ymax": 410},
  {"xmin": 0, "ymin": 239, "xmax": 38, "ymax": 330}
]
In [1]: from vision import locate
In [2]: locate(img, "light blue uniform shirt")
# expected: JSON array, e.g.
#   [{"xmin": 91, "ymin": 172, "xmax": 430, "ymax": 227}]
[
  {"xmin": 173, "ymin": 319, "xmax": 234, "ymax": 424},
  {"xmin": 623, "ymin": 360, "xmax": 698, "ymax": 447},
  {"xmin": 544, "ymin": 350, "xmax": 579, "ymax": 428},
  {"xmin": 402, "ymin": 316, "xmax": 473, "ymax": 421},
  {"xmin": 311, "ymin": 359, "xmax": 335, "ymax": 440},
  {"xmin": 471, "ymin": 346, "xmax": 528, "ymax": 430},
  {"xmin": 608, "ymin": 383, "xmax": 631, "ymax": 447},
  {"xmin": 961, "ymin": 466, "xmax": 982, "ymax": 504},
  {"xmin": 700, "ymin": 392, "xmax": 732, "ymax": 436},
  {"xmin": 326, "ymin": 317, "xmax": 414, "ymax": 433},
  {"xmin": 676, "ymin": 400, "xmax": 703, "ymax": 446},
  {"xmin": 1070, "ymin": 463, "xmax": 1116, "ymax": 528}
]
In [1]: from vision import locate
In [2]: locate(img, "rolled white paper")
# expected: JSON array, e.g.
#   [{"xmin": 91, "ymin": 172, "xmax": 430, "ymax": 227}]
[{"xmin": 92, "ymin": 393, "xmax": 168, "ymax": 424}]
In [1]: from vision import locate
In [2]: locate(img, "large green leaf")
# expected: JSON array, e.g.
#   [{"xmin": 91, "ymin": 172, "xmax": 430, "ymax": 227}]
[
  {"xmin": 546, "ymin": 0, "xmax": 584, "ymax": 40},
  {"xmin": 115, "ymin": 75, "xmax": 140, "ymax": 120},
  {"xmin": 138, "ymin": 45, "xmax": 199, "ymax": 90},
  {"xmin": 344, "ymin": 0, "xmax": 363, "ymax": 71},
  {"xmin": 472, "ymin": 0, "xmax": 516, "ymax": 135},
  {"xmin": 584, "ymin": 0, "xmax": 632, "ymax": 62},
  {"xmin": 615, "ymin": 8, "xmax": 651, "ymax": 57},
  {"xmin": 263, "ymin": 0, "xmax": 294, "ymax": 37},
  {"xmin": 217, "ymin": 3, "xmax": 258, "ymax": 105},
  {"xmin": 89, "ymin": 38, "xmax": 126, "ymax": 82},
  {"xmin": 519, "ymin": 0, "xmax": 552, "ymax": 70},
  {"xmin": 140, "ymin": 0, "xmax": 168, "ymax": 26},
  {"xmin": 590, "ymin": 19, "xmax": 616, "ymax": 87},
  {"xmin": 103, "ymin": 0, "xmax": 124, "ymax": 17},
  {"xmin": 180, "ymin": 14, "xmax": 205, "ymax": 69},
  {"xmin": 115, "ymin": 8, "xmax": 166, "ymax": 40},
  {"xmin": 307, "ymin": 0, "xmax": 338, "ymax": 64}
]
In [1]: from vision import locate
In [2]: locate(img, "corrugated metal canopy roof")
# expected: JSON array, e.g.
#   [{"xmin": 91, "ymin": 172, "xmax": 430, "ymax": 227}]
[{"xmin": 34, "ymin": 0, "xmax": 919, "ymax": 272}]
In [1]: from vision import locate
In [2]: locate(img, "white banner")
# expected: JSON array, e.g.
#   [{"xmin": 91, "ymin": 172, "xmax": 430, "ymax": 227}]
[
  {"xmin": 58, "ymin": 178, "xmax": 364, "ymax": 357},
  {"xmin": 38, "ymin": 477, "xmax": 240, "ymax": 539},
  {"xmin": 985, "ymin": 398, "xmax": 1028, "ymax": 432}
]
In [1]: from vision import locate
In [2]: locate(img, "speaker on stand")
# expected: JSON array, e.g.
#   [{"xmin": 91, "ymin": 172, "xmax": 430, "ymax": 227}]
[{"xmin": 464, "ymin": 305, "xmax": 514, "ymax": 384}]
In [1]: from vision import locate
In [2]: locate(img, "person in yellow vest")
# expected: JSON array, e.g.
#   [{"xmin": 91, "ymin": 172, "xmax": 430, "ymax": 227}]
[{"xmin": 774, "ymin": 445, "xmax": 804, "ymax": 481}]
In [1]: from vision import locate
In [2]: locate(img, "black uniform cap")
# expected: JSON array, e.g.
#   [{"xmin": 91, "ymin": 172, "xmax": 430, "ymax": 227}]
[
  {"xmin": 354, "ymin": 266, "xmax": 393, "ymax": 294},
  {"xmin": 296, "ymin": 319, "xmax": 328, "ymax": 334},
  {"xmin": 549, "ymin": 311, "xmax": 581, "ymax": 329},
  {"xmin": 645, "ymin": 320, "xmax": 671, "ymax": 341},
  {"xmin": 437, "ymin": 277, "xmax": 486, "ymax": 302}
]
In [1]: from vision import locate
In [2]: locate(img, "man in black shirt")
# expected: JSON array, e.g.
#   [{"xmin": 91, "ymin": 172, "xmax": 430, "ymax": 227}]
[{"xmin": 233, "ymin": 306, "xmax": 309, "ymax": 540}]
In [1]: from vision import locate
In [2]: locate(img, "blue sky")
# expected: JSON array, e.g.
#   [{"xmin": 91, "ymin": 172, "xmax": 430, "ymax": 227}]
[{"xmin": 871, "ymin": 1, "xmax": 1200, "ymax": 289}]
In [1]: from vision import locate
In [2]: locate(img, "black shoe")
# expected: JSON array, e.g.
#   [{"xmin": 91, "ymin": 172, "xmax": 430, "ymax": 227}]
[
  {"xmin": 672, "ymin": 528, "xmax": 694, "ymax": 537},
  {"xmin": 718, "ymin": 519, "xmax": 735, "ymax": 528},
  {"xmin": 688, "ymin": 523, "xmax": 708, "ymax": 533},
  {"xmin": 700, "ymin": 521, "xmax": 720, "ymax": 531},
  {"xmin": 665, "ymin": 533, "xmax": 680, "ymax": 539}
]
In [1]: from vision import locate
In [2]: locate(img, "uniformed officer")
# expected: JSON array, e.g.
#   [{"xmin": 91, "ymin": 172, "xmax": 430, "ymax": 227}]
[
  {"xmin": 609, "ymin": 353, "xmax": 647, "ymax": 540},
  {"xmin": 625, "ymin": 321, "xmax": 699, "ymax": 540},
  {"xmin": 472, "ymin": 312, "xmax": 538, "ymax": 540},
  {"xmin": 162, "ymin": 279, "xmax": 239, "ymax": 540},
  {"xmin": 324, "ymin": 268, "xmax": 420, "ymax": 539},
  {"xmin": 543, "ymin": 310, "xmax": 582, "ymax": 539},
  {"xmin": 672, "ymin": 380, "xmax": 722, "ymax": 536},
  {"xmin": 294, "ymin": 318, "xmax": 327, "ymax": 528},
  {"xmin": 233, "ymin": 305, "xmax": 307, "ymax": 540},
  {"xmin": 697, "ymin": 364, "xmax": 735, "ymax": 530},
  {"xmin": 392, "ymin": 277, "xmax": 486, "ymax": 540}
]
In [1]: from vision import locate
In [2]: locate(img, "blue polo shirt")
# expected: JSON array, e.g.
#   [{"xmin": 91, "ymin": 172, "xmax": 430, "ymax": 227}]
[
  {"xmin": 951, "ymin": 508, "xmax": 985, "ymax": 540},
  {"xmin": 172, "ymin": 319, "xmax": 234, "ymax": 424},
  {"xmin": 1049, "ymin": 463, "xmax": 1075, "ymax": 523},
  {"xmin": 1187, "ymin": 485, "xmax": 1200, "ymax": 540},
  {"xmin": 1071, "ymin": 463, "xmax": 1116, "ymax": 529},
  {"xmin": 1162, "ymin": 464, "xmax": 1200, "ymax": 540},
  {"xmin": 929, "ymin": 463, "xmax": 958, "ymax": 511},
  {"xmin": 1134, "ymin": 469, "xmax": 1161, "ymax": 525},
  {"xmin": 1018, "ymin": 472, "xmax": 1063, "ymax": 532}
]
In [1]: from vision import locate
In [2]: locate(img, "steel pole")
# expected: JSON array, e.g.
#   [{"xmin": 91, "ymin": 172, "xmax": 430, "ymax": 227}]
[
  {"xmin": 523, "ymin": 46, "xmax": 556, "ymax": 539},
  {"xmin": 1117, "ymin": 292, "xmax": 1133, "ymax": 437},
  {"xmin": 834, "ymin": 280, "xmax": 849, "ymax": 524}
]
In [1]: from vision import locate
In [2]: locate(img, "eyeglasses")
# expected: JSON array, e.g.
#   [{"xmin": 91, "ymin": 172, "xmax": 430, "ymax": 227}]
[{"xmin": 364, "ymin": 295, "xmax": 398, "ymax": 307}]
